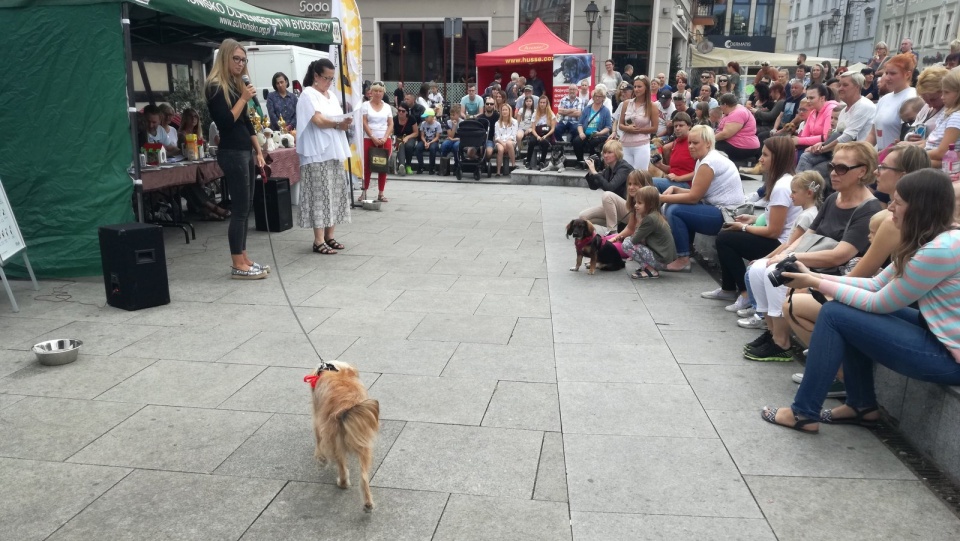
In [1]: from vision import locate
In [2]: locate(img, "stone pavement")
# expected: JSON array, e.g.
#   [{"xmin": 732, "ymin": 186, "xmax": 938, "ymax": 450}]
[{"xmin": 2, "ymin": 180, "xmax": 960, "ymax": 541}]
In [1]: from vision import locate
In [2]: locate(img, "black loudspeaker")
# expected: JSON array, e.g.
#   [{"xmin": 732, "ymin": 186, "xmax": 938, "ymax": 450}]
[
  {"xmin": 98, "ymin": 223, "xmax": 170, "ymax": 311},
  {"xmin": 254, "ymin": 176, "xmax": 293, "ymax": 232}
]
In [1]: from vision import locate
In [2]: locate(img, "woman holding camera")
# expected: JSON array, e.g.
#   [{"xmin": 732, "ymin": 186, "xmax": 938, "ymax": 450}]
[
  {"xmin": 762, "ymin": 169, "xmax": 960, "ymax": 433},
  {"xmin": 742, "ymin": 142, "xmax": 884, "ymax": 362},
  {"xmin": 578, "ymin": 139, "xmax": 635, "ymax": 232}
]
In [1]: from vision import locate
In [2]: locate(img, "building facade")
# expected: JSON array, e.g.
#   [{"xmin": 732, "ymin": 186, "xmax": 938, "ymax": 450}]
[
  {"xmin": 246, "ymin": 0, "xmax": 694, "ymax": 86},
  {"xmin": 695, "ymin": 0, "xmax": 786, "ymax": 53},
  {"xmin": 782, "ymin": 0, "xmax": 881, "ymax": 66},
  {"xmin": 875, "ymin": 0, "xmax": 959, "ymax": 66}
]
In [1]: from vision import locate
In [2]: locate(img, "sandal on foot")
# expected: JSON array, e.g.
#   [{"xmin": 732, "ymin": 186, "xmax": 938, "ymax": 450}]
[
  {"xmin": 761, "ymin": 407, "xmax": 819, "ymax": 434},
  {"xmin": 820, "ymin": 405, "xmax": 879, "ymax": 427},
  {"xmin": 377, "ymin": 194, "xmax": 389, "ymax": 203},
  {"xmin": 325, "ymin": 238, "xmax": 345, "ymax": 250},
  {"xmin": 201, "ymin": 209, "xmax": 225, "ymax": 221},
  {"xmin": 312, "ymin": 242, "xmax": 337, "ymax": 255},
  {"xmin": 630, "ymin": 268, "xmax": 660, "ymax": 280}
]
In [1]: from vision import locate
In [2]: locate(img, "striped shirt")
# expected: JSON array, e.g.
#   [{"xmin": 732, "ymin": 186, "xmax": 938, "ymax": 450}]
[{"xmin": 818, "ymin": 229, "xmax": 960, "ymax": 362}]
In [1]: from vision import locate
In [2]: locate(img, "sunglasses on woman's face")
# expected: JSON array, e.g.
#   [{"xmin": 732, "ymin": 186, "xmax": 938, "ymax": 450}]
[{"xmin": 828, "ymin": 162, "xmax": 865, "ymax": 175}]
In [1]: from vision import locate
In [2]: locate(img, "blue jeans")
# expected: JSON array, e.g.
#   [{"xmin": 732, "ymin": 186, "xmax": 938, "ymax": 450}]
[
  {"xmin": 440, "ymin": 140, "xmax": 460, "ymax": 164},
  {"xmin": 653, "ymin": 177, "xmax": 691, "ymax": 193},
  {"xmin": 744, "ymin": 270, "xmax": 758, "ymax": 310},
  {"xmin": 664, "ymin": 203, "xmax": 724, "ymax": 257},
  {"xmin": 555, "ymin": 120, "xmax": 578, "ymax": 142},
  {"xmin": 416, "ymin": 140, "xmax": 439, "ymax": 169},
  {"xmin": 792, "ymin": 302, "xmax": 960, "ymax": 419}
]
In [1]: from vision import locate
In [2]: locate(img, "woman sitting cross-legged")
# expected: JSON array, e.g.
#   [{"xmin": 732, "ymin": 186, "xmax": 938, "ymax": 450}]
[
  {"xmin": 711, "ymin": 136, "xmax": 800, "ymax": 310},
  {"xmin": 578, "ymin": 139, "xmax": 635, "ymax": 233},
  {"xmin": 659, "ymin": 125, "xmax": 745, "ymax": 272},
  {"xmin": 761, "ymin": 169, "xmax": 960, "ymax": 433},
  {"xmin": 742, "ymin": 142, "xmax": 884, "ymax": 362}
]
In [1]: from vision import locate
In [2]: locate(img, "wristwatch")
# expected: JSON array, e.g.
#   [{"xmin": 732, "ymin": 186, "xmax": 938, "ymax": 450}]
[{"xmin": 741, "ymin": 224, "xmax": 748, "ymax": 232}]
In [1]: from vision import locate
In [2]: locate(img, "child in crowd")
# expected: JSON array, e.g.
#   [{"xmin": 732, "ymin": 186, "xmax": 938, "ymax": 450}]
[
  {"xmin": 737, "ymin": 171, "xmax": 825, "ymax": 327},
  {"xmin": 622, "ymin": 186, "xmax": 676, "ymax": 279},
  {"xmin": 898, "ymin": 97, "xmax": 925, "ymax": 141},
  {"xmin": 843, "ymin": 209, "xmax": 892, "ymax": 274},
  {"xmin": 708, "ymin": 107, "xmax": 723, "ymax": 128},
  {"xmin": 416, "ymin": 109, "xmax": 442, "ymax": 174},
  {"xmin": 428, "ymin": 83, "xmax": 444, "ymax": 118},
  {"xmin": 441, "ymin": 104, "xmax": 462, "ymax": 171}
]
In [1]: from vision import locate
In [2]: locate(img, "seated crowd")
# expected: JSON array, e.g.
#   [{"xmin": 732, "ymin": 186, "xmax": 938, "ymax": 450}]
[{"xmin": 567, "ymin": 53, "xmax": 960, "ymax": 436}]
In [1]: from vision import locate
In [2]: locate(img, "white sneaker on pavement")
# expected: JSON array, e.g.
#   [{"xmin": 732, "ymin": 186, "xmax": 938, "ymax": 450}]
[
  {"xmin": 737, "ymin": 313, "xmax": 767, "ymax": 329},
  {"xmin": 701, "ymin": 288, "xmax": 738, "ymax": 301},
  {"xmin": 725, "ymin": 295, "xmax": 751, "ymax": 312},
  {"xmin": 737, "ymin": 307, "xmax": 756, "ymax": 318}
]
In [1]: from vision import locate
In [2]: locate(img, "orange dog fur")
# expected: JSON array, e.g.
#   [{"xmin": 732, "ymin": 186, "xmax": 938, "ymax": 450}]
[{"xmin": 309, "ymin": 360, "xmax": 380, "ymax": 512}]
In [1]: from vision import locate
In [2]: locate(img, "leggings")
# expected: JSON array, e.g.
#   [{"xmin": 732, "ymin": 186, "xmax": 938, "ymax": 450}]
[
  {"xmin": 363, "ymin": 138, "xmax": 390, "ymax": 191},
  {"xmin": 622, "ymin": 238, "xmax": 665, "ymax": 270},
  {"xmin": 217, "ymin": 148, "xmax": 254, "ymax": 255},
  {"xmin": 622, "ymin": 144, "xmax": 651, "ymax": 171}
]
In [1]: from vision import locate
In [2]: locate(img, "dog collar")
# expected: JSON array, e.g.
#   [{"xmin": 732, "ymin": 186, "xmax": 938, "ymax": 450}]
[{"xmin": 303, "ymin": 362, "xmax": 338, "ymax": 389}]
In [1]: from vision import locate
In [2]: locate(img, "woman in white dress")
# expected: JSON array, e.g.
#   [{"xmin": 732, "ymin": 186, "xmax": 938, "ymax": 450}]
[{"xmin": 295, "ymin": 58, "xmax": 354, "ymax": 255}]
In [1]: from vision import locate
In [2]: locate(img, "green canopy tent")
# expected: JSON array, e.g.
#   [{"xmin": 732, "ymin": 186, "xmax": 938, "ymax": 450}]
[{"xmin": 0, "ymin": 0, "xmax": 342, "ymax": 278}]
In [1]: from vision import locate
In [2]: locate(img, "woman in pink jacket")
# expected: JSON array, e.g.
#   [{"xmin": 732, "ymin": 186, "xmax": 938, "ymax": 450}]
[{"xmin": 792, "ymin": 84, "xmax": 837, "ymax": 152}]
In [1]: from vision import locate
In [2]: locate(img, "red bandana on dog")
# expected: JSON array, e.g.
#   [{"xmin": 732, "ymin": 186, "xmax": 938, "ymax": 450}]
[
  {"xmin": 304, "ymin": 373, "xmax": 321, "ymax": 388},
  {"xmin": 574, "ymin": 232, "xmax": 597, "ymax": 254}
]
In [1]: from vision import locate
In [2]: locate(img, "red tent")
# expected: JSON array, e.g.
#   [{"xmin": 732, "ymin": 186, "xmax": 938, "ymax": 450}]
[{"xmin": 476, "ymin": 18, "xmax": 590, "ymax": 109}]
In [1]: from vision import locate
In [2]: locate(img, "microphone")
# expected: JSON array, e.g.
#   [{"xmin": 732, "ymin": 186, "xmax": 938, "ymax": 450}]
[{"xmin": 241, "ymin": 75, "xmax": 260, "ymax": 107}]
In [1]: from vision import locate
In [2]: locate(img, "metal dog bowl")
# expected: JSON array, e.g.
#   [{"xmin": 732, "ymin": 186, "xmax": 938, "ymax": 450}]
[
  {"xmin": 361, "ymin": 199, "xmax": 381, "ymax": 211},
  {"xmin": 32, "ymin": 339, "xmax": 83, "ymax": 366}
]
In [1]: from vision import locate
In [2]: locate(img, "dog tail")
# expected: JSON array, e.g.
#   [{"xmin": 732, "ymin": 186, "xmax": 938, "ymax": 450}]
[{"xmin": 338, "ymin": 399, "xmax": 380, "ymax": 451}]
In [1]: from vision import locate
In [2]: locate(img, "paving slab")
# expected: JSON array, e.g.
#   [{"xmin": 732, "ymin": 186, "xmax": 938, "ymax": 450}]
[
  {"xmin": 385, "ymin": 290, "xmax": 485, "ymax": 314},
  {"xmin": 564, "ymin": 434, "xmax": 762, "ymax": 517},
  {"xmin": 219, "ymin": 366, "xmax": 379, "ymax": 414},
  {"xmin": 112, "ymin": 324, "xmax": 262, "ymax": 362},
  {"xmin": 0, "ymin": 458, "xmax": 130, "ymax": 541},
  {"xmin": 370, "ymin": 373, "xmax": 497, "ymax": 425},
  {"xmin": 534, "ymin": 431, "xmax": 568, "ymax": 502},
  {"xmin": 0, "ymin": 396, "xmax": 141, "ymax": 461},
  {"xmin": 0, "ymin": 316, "xmax": 72, "ymax": 351},
  {"xmin": 433, "ymin": 494, "xmax": 571, "ymax": 541},
  {"xmin": 240, "ymin": 483, "xmax": 448, "ymax": 541},
  {"xmin": 25, "ymin": 320, "xmax": 162, "ymax": 356},
  {"xmin": 475, "ymin": 293, "xmax": 551, "ymax": 318},
  {"xmin": 408, "ymin": 313, "xmax": 518, "ymax": 344},
  {"xmin": 442, "ymin": 343, "xmax": 556, "ymax": 382},
  {"xmin": 300, "ymin": 284, "xmax": 404, "ymax": 310},
  {"xmin": 570, "ymin": 512, "xmax": 776, "ymax": 541},
  {"xmin": 508, "ymin": 317, "xmax": 554, "ymax": 346},
  {"xmin": 47, "ymin": 469, "xmax": 284, "ymax": 541},
  {"xmin": 661, "ymin": 329, "xmax": 768, "ymax": 365},
  {"xmin": 373, "ymin": 422, "xmax": 543, "ymax": 498},
  {"xmin": 555, "ymin": 342, "xmax": 684, "ymax": 384},
  {"xmin": 97, "ymin": 359, "xmax": 264, "ymax": 408},
  {"xmin": 312, "ymin": 307, "xmax": 425, "ymax": 339},
  {"xmin": 747, "ymin": 476, "xmax": 960, "ymax": 540},
  {"xmin": 553, "ymin": 312, "xmax": 661, "ymax": 344},
  {"xmin": 559, "ymin": 381, "xmax": 717, "ymax": 438},
  {"xmin": 482, "ymin": 381, "xmax": 561, "ymax": 431},
  {"xmin": 0, "ymin": 354, "xmax": 155, "ymax": 399},
  {"xmin": 0, "ymin": 348, "xmax": 32, "ymax": 378},
  {"xmin": 219, "ymin": 330, "xmax": 354, "ymax": 368},
  {"xmin": 68, "ymin": 405, "xmax": 271, "ymax": 473},
  {"xmin": 681, "ymin": 362, "xmax": 804, "ymax": 411}
]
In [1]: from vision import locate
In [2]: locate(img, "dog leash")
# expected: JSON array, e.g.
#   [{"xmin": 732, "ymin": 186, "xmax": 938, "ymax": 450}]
[{"xmin": 255, "ymin": 163, "xmax": 327, "ymax": 367}]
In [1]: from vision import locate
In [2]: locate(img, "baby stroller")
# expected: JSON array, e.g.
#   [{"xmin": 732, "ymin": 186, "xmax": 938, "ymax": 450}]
[{"xmin": 454, "ymin": 119, "xmax": 492, "ymax": 181}]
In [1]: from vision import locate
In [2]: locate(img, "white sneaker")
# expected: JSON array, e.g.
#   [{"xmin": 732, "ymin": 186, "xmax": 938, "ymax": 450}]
[
  {"xmin": 792, "ymin": 372, "xmax": 803, "ymax": 384},
  {"xmin": 745, "ymin": 192, "xmax": 761, "ymax": 203},
  {"xmin": 737, "ymin": 307, "xmax": 756, "ymax": 318},
  {"xmin": 737, "ymin": 313, "xmax": 767, "ymax": 329},
  {"xmin": 725, "ymin": 295, "xmax": 751, "ymax": 312},
  {"xmin": 701, "ymin": 288, "xmax": 738, "ymax": 301}
]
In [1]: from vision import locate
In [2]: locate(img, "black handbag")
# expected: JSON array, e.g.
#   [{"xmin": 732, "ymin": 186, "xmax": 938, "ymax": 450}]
[{"xmin": 368, "ymin": 146, "xmax": 389, "ymax": 173}]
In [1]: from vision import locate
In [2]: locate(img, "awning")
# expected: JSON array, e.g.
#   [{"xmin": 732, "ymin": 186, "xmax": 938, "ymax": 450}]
[
  {"xmin": 0, "ymin": 0, "xmax": 341, "ymax": 44},
  {"xmin": 476, "ymin": 18, "xmax": 586, "ymax": 67},
  {"xmin": 692, "ymin": 49, "xmax": 839, "ymax": 69}
]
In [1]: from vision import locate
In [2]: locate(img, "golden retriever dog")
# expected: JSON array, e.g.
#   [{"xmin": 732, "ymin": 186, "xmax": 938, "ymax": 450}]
[{"xmin": 306, "ymin": 361, "xmax": 380, "ymax": 512}]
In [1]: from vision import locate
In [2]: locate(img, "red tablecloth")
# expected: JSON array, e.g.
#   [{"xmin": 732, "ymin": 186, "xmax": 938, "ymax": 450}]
[{"xmin": 266, "ymin": 147, "xmax": 300, "ymax": 185}]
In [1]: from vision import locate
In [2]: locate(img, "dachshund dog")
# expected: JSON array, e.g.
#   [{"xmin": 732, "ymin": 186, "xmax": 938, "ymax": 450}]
[
  {"xmin": 306, "ymin": 361, "xmax": 380, "ymax": 512},
  {"xmin": 553, "ymin": 55, "xmax": 592, "ymax": 85},
  {"xmin": 566, "ymin": 218, "xmax": 626, "ymax": 274}
]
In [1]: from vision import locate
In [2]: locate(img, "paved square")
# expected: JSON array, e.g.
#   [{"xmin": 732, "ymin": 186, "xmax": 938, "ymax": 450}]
[{"xmin": 1, "ymin": 181, "xmax": 956, "ymax": 539}]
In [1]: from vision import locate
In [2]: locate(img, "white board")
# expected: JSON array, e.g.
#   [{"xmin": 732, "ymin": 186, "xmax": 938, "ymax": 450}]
[{"xmin": 0, "ymin": 177, "xmax": 27, "ymax": 265}]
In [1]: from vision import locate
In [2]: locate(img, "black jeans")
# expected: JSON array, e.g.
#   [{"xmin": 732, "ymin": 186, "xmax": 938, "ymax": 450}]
[
  {"xmin": 715, "ymin": 229, "xmax": 782, "ymax": 292},
  {"xmin": 715, "ymin": 140, "xmax": 760, "ymax": 162},
  {"xmin": 572, "ymin": 134, "xmax": 608, "ymax": 161},
  {"xmin": 525, "ymin": 134, "xmax": 552, "ymax": 168},
  {"xmin": 217, "ymin": 148, "xmax": 254, "ymax": 255}
]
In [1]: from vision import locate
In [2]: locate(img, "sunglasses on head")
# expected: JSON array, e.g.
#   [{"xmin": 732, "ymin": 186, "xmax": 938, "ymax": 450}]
[{"xmin": 827, "ymin": 163, "xmax": 865, "ymax": 175}]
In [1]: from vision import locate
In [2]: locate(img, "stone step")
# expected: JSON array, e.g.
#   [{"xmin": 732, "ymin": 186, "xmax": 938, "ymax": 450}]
[{"xmin": 510, "ymin": 169, "xmax": 589, "ymax": 188}]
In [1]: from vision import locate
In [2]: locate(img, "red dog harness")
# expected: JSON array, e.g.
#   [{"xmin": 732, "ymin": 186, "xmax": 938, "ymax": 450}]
[
  {"xmin": 575, "ymin": 232, "xmax": 597, "ymax": 254},
  {"xmin": 303, "ymin": 362, "xmax": 339, "ymax": 389}
]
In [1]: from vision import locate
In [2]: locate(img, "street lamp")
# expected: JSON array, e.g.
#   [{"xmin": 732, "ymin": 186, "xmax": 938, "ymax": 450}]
[
  {"xmin": 585, "ymin": 1, "xmax": 600, "ymax": 80},
  {"xmin": 837, "ymin": 0, "xmax": 869, "ymax": 67},
  {"xmin": 817, "ymin": 9, "xmax": 840, "ymax": 56}
]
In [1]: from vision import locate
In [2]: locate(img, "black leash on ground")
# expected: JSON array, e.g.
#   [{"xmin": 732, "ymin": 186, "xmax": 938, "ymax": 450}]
[{"xmin": 256, "ymin": 168, "xmax": 326, "ymax": 363}]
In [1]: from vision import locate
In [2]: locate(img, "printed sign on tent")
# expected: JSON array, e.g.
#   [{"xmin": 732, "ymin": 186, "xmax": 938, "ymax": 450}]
[{"xmin": 552, "ymin": 54, "xmax": 593, "ymax": 110}]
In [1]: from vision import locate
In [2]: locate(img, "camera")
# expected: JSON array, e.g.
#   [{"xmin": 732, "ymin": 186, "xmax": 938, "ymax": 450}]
[
  {"xmin": 587, "ymin": 154, "xmax": 601, "ymax": 168},
  {"xmin": 768, "ymin": 254, "xmax": 800, "ymax": 287},
  {"xmin": 650, "ymin": 153, "xmax": 663, "ymax": 164}
]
